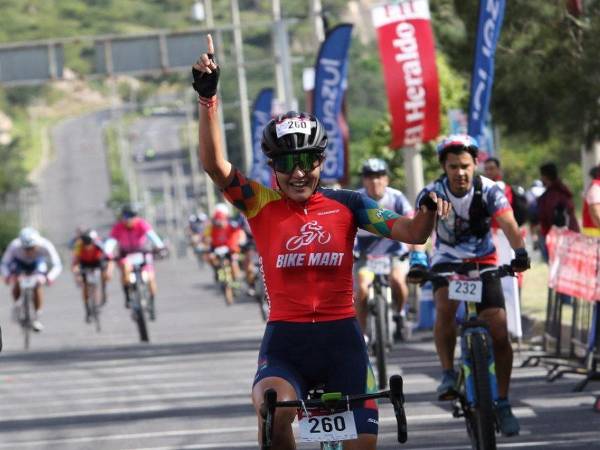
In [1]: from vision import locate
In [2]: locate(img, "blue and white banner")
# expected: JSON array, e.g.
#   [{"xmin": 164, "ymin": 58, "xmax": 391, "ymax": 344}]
[
  {"xmin": 249, "ymin": 88, "xmax": 274, "ymax": 187},
  {"xmin": 313, "ymin": 24, "xmax": 353, "ymax": 183},
  {"xmin": 467, "ymin": 0, "xmax": 505, "ymax": 149}
]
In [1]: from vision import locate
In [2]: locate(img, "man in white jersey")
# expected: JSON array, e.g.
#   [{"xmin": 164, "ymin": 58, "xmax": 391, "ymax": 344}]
[
  {"xmin": 408, "ymin": 135, "xmax": 530, "ymax": 437},
  {"xmin": 1, "ymin": 227, "xmax": 62, "ymax": 331},
  {"xmin": 354, "ymin": 158, "xmax": 413, "ymax": 341}
]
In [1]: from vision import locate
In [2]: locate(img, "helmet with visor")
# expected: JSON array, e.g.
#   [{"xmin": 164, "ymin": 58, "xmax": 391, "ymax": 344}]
[
  {"xmin": 262, "ymin": 111, "xmax": 328, "ymax": 174},
  {"xmin": 361, "ymin": 158, "xmax": 388, "ymax": 177}
]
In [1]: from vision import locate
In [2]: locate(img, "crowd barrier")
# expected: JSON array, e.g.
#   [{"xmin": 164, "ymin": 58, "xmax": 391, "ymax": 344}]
[{"xmin": 522, "ymin": 227, "xmax": 600, "ymax": 392}]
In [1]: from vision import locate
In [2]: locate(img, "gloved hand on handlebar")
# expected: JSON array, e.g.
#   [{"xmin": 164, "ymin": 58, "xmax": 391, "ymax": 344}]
[
  {"xmin": 155, "ymin": 247, "xmax": 170, "ymax": 260},
  {"xmin": 510, "ymin": 248, "xmax": 530, "ymax": 272},
  {"xmin": 407, "ymin": 251, "xmax": 429, "ymax": 283}
]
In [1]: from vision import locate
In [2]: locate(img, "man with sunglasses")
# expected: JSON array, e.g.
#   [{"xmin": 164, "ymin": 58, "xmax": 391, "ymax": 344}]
[
  {"xmin": 1, "ymin": 227, "xmax": 62, "ymax": 332},
  {"xmin": 407, "ymin": 134, "xmax": 530, "ymax": 437},
  {"xmin": 192, "ymin": 34, "xmax": 450, "ymax": 450}
]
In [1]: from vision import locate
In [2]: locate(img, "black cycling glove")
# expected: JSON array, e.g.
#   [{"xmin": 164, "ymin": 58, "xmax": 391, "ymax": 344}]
[
  {"xmin": 418, "ymin": 190, "xmax": 447, "ymax": 212},
  {"xmin": 511, "ymin": 248, "xmax": 530, "ymax": 272},
  {"xmin": 192, "ymin": 54, "xmax": 220, "ymax": 98}
]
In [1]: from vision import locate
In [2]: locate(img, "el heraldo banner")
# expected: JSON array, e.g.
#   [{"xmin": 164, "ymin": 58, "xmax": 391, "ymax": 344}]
[{"xmin": 372, "ymin": 1, "xmax": 440, "ymax": 149}]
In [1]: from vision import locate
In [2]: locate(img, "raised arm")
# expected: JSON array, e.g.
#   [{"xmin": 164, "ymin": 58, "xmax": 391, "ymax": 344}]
[{"xmin": 192, "ymin": 34, "xmax": 234, "ymax": 189}]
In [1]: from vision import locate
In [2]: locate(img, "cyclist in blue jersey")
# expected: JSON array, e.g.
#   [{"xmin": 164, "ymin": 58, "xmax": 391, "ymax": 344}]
[
  {"xmin": 408, "ymin": 135, "xmax": 530, "ymax": 437},
  {"xmin": 354, "ymin": 158, "xmax": 413, "ymax": 341}
]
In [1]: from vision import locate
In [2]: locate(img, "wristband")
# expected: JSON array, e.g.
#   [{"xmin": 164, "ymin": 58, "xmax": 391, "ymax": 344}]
[{"xmin": 197, "ymin": 96, "xmax": 218, "ymax": 109}]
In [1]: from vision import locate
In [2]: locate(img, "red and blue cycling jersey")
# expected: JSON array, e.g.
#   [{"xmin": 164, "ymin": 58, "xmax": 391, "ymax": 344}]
[{"xmin": 224, "ymin": 169, "xmax": 401, "ymax": 323}]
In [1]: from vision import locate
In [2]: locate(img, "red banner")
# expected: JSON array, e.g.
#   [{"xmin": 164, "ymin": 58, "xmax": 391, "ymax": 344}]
[
  {"xmin": 547, "ymin": 227, "xmax": 600, "ymax": 302},
  {"xmin": 372, "ymin": 1, "xmax": 440, "ymax": 149}
]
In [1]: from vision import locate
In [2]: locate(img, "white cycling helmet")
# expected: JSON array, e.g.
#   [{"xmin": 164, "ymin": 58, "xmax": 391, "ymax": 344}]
[
  {"xmin": 214, "ymin": 203, "xmax": 230, "ymax": 216},
  {"xmin": 19, "ymin": 227, "xmax": 41, "ymax": 248}
]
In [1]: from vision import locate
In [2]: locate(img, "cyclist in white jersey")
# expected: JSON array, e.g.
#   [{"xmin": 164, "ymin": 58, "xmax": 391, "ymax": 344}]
[
  {"xmin": 408, "ymin": 135, "xmax": 530, "ymax": 437},
  {"xmin": 354, "ymin": 158, "xmax": 413, "ymax": 341},
  {"xmin": 1, "ymin": 227, "xmax": 62, "ymax": 331}
]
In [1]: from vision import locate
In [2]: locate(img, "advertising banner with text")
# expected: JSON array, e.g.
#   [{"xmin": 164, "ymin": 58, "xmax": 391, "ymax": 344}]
[
  {"xmin": 249, "ymin": 88, "xmax": 274, "ymax": 187},
  {"xmin": 372, "ymin": 0, "xmax": 440, "ymax": 149},
  {"xmin": 313, "ymin": 24, "xmax": 353, "ymax": 182},
  {"xmin": 467, "ymin": 0, "xmax": 505, "ymax": 150}
]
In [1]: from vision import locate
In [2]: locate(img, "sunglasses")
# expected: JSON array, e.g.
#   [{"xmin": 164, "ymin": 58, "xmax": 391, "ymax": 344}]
[{"xmin": 270, "ymin": 152, "xmax": 323, "ymax": 174}]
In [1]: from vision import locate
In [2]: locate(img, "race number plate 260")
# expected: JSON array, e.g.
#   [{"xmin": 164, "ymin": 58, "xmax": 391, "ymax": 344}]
[
  {"xmin": 298, "ymin": 411, "xmax": 357, "ymax": 442},
  {"xmin": 449, "ymin": 278, "xmax": 483, "ymax": 303}
]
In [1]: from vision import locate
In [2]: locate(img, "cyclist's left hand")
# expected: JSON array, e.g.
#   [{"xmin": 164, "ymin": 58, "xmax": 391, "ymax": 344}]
[
  {"xmin": 510, "ymin": 248, "xmax": 530, "ymax": 272},
  {"xmin": 155, "ymin": 247, "xmax": 169, "ymax": 260}
]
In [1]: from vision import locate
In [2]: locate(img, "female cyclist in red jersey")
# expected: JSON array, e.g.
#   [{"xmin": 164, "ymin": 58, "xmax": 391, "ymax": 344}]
[{"xmin": 193, "ymin": 34, "xmax": 450, "ymax": 450}]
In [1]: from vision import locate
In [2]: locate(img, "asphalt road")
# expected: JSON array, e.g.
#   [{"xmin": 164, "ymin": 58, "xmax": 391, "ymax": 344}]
[{"xmin": 0, "ymin": 110, "xmax": 598, "ymax": 449}]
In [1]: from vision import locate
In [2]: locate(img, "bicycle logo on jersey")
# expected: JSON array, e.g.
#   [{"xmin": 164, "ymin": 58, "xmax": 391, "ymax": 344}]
[{"xmin": 286, "ymin": 221, "xmax": 332, "ymax": 251}]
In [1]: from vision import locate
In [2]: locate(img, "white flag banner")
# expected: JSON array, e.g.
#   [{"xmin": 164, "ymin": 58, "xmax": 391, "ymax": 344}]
[{"xmin": 493, "ymin": 229, "xmax": 522, "ymax": 338}]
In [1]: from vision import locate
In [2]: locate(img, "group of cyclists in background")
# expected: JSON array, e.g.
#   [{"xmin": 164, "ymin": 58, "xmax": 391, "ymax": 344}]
[{"xmin": 1, "ymin": 205, "xmax": 167, "ymax": 333}]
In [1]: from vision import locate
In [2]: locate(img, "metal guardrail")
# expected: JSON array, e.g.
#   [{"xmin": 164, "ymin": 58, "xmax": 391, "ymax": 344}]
[{"xmin": 522, "ymin": 288, "xmax": 600, "ymax": 392}]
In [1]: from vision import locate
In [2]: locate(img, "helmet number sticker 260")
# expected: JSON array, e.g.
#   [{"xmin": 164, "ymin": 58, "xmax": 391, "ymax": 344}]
[{"xmin": 276, "ymin": 118, "xmax": 311, "ymax": 138}]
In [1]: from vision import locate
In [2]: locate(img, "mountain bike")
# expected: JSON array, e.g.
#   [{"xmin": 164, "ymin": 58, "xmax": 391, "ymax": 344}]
[
  {"xmin": 213, "ymin": 245, "xmax": 236, "ymax": 305},
  {"xmin": 365, "ymin": 254, "xmax": 395, "ymax": 389},
  {"xmin": 416, "ymin": 264, "xmax": 515, "ymax": 450},
  {"xmin": 260, "ymin": 374, "xmax": 407, "ymax": 450},
  {"xmin": 16, "ymin": 272, "xmax": 43, "ymax": 350},
  {"xmin": 124, "ymin": 252, "xmax": 154, "ymax": 342},
  {"xmin": 80, "ymin": 264, "xmax": 104, "ymax": 332}
]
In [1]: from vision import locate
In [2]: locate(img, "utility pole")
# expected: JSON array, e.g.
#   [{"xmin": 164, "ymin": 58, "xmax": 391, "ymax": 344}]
[
  {"xmin": 272, "ymin": 0, "xmax": 285, "ymax": 104},
  {"xmin": 204, "ymin": 0, "xmax": 214, "ymax": 28},
  {"xmin": 231, "ymin": 0, "xmax": 253, "ymax": 173},
  {"xmin": 309, "ymin": 0, "xmax": 325, "ymax": 47},
  {"xmin": 403, "ymin": 145, "xmax": 425, "ymax": 205},
  {"xmin": 185, "ymin": 90, "xmax": 201, "ymax": 203}
]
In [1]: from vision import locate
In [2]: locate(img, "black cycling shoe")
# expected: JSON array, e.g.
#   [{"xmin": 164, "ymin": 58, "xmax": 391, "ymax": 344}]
[{"xmin": 393, "ymin": 315, "xmax": 405, "ymax": 342}]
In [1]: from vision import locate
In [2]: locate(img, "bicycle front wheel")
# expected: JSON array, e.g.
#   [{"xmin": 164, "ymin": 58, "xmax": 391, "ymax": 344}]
[
  {"xmin": 22, "ymin": 290, "xmax": 32, "ymax": 350},
  {"xmin": 374, "ymin": 292, "xmax": 388, "ymax": 389},
  {"xmin": 87, "ymin": 282, "xmax": 101, "ymax": 333},
  {"xmin": 132, "ymin": 289, "xmax": 149, "ymax": 342},
  {"xmin": 467, "ymin": 332, "xmax": 496, "ymax": 450}
]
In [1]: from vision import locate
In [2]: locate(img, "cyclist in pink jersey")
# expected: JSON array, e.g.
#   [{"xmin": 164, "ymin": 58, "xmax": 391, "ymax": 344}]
[
  {"xmin": 105, "ymin": 205, "xmax": 166, "ymax": 308},
  {"xmin": 192, "ymin": 34, "xmax": 451, "ymax": 450}
]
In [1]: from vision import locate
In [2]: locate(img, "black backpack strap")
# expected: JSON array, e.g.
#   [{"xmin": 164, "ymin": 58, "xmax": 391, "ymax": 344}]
[{"xmin": 468, "ymin": 175, "xmax": 491, "ymax": 237}]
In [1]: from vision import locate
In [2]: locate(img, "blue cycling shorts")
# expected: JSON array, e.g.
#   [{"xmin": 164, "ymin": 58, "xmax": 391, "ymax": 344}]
[
  {"xmin": 253, "ymin": 318, "xmax": 379, "ymax": 435},
  {"xmin": 9, "ymin": 258, "xmax": 47, "ymax": 275}
]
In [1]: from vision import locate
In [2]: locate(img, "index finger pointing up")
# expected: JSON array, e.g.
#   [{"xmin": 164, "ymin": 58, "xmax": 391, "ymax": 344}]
[{"xmin": 206, "ymin": 34, "xmax": 214, "ymax": 55}]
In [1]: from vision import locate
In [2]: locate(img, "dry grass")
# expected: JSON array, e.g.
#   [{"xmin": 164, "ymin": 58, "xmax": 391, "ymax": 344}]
[{"xmin": 521, "ymin": 261, "xmax": 550, "ymax": 322}]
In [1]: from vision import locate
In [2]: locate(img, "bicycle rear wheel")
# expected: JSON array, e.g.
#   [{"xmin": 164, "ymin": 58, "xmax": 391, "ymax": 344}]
[
  {"xmin": 374, "ymin": 292, "xmax": 388, "ymax": 389},
  {"xmin": 466, "ymin": 332, "xmax": 496, "ymax": 450}
]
